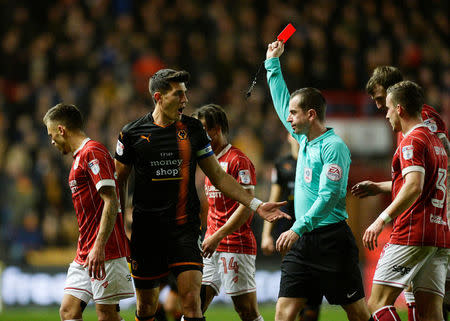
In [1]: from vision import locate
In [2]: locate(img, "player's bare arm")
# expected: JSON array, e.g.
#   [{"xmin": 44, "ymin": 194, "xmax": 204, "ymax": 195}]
[
  {"xmin": 202, "ymin": 188, "xmax": 254, "ymax": 258},
  {"xmin": 261, "ymin": 183, "xmax": 282, "ymax": 255},
  {"xmin": 363, "ymin": 171, "xmax": 424, "ymax": 250},
  {"xmin": 351, "ymin": 180, "xmax": 392, "ymax": 198},
  {"xmin": 198, "ymin": 154, "xmax": 289, "ymax": 222},
  {"xmin": 84, "ymin": 185, "xmax": 120, "ymax": 280},
  {"xmin": 266, "ymin": 40, "xmax": 285, "ymax": 59},
  {"xmin": 114, "ymin": 159, "xmax": 132, "ymax": 215}
]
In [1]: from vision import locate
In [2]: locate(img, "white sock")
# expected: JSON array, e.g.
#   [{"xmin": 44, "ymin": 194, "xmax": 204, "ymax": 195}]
[
  {"xmin": 252, "ymin": 316, "xmax": 264, "ymax": 321},
  {"xmin": 404, "ymin": 291, "xmax": 415, "ymax": 305}
]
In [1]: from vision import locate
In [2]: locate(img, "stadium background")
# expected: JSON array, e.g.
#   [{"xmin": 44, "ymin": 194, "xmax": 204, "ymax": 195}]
[{"xmin": 0, "ymin": 0, "xmax": 448, "ymax": 320}]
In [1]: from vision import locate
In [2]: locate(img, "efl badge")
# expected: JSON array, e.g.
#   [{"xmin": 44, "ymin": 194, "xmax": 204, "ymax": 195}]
[
  {"xmin": 88, "ymin": 159, "xmax": 100, "ymax": 175},
  {"xmin": 177, "ymin": 129, "xmax": 187, "ymax": 140},
  {"xmin": 239, "ymin": 170, "xmax": 251, "ymax": 184},
  {"xmin": 73, "ymin": 156, "xmax": 80, "ymax": 169},
  {"xmin": 304, "ymin": 167, "xmax": 312, "ymax": 183},
  {"xmin": 326, "ymin": 164, "xmax": 342, "ymax": 181},
  {"xmin": 116, "ymin": 140, "xmax": 124, "ymax": 156},
  {"xmin": 402, "ymin": 145, "xmax": 414, "ymax": 160},
  {"xmin": 424, "ymin": 118, "xmax": 437, "ymax": 132}
]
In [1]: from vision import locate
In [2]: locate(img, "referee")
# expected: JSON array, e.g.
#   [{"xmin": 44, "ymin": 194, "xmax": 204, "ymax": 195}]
[{"xmin": 265, "ymin": 41, "xmax": 374, "ymax": 321}]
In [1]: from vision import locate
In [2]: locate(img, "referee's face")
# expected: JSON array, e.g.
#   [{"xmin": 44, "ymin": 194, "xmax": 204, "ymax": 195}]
[
  {"xmin": 160, "ymin": 82, "xmax": 188, "ymax": 121},
  {"xmin": 288, "ymin": 95, "xmax": 310, "ymax": 135}
]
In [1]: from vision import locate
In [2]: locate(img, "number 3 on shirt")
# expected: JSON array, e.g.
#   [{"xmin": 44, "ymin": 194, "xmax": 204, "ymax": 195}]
[
  {"xmin": 431, "ymin": 168, "xmax": 447, "ymax": 209},
  {"xmin": 220, "ymin": 256, "xmax": 239, "ymax": 274}
]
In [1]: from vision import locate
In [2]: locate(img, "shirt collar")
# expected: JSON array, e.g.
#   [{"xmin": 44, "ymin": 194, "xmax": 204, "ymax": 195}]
[
  {"xmin": 403, "ymin": 123, "xmax": 427, "ymax": 138},
  {"xmin": 216, "ymin": 144, "xmax": 232, "ymax": 159},
  {"xmin": 307, "ymin": 128, "xmax": 334, "ymax": 145},
  {"xmin": 73, "ymin": 138, "xmax": 90, "ymax": 157}
]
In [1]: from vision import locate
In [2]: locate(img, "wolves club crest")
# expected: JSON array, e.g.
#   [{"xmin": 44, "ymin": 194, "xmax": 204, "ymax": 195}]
[{"xmin": 177, "ymin": 129, "xmax": 187, "ymax": 140}]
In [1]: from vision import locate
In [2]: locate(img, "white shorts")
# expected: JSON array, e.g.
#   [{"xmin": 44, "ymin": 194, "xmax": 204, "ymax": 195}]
[
  {"xmin": 202, "ymin": 252, "xmax": 256, "ymax": 297},
  {"xmin": 64, "ymin": 257, "xmax": 135, "ymax": 304},
  {"xmin": 445, "ymin": 264, "xmax": 450, "ymax": 305},
  {"xmin": 373, "ymin": 243, "xmax": 449, "ymax": 297}
]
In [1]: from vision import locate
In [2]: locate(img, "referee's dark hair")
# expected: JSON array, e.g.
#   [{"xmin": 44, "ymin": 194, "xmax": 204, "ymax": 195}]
[
  {"xmin": 290, "ymin": 88, "xmax": 327, "ymax": 122},
  {"xmin": 43, "ymin": 103, "xmax": 84, "ymax": 130},
  {"xmin": 149, "ymin": 68, "xmax": 190, "ymax": 103},
  {"xmin": 192, "ymin": 104, "xmax": 229, "ymax": 135},
  {"xmin": 386, "ymin": 80, "xmax": 424, "ymax": 117},
  {"xmin": 366, "ymin": 66, "xmax": 403, "ymax": 95}
]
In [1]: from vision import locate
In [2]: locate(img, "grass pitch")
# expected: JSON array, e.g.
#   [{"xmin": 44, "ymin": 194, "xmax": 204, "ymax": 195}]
[{"xmin": 0, "ymin": 304, "xmax": 408, "ymax": 321}]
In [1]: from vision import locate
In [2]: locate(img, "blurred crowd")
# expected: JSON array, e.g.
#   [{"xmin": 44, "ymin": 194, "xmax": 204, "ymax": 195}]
[{"xmin": 0, "ymin": 0, "xmax": 448, "ymax": 265}]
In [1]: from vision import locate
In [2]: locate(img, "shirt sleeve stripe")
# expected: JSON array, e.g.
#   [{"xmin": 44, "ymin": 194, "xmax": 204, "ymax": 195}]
[
  {"xmin": 402, "ymin": 165, "xmax": 425, "ymax": 176},
  {"xmin": 197, "ymin": 144, "xmax": 214, "ymax": 159},
  {"xmin": 95, "ymin": 179, "xmax": 116, "ymax": 191}
]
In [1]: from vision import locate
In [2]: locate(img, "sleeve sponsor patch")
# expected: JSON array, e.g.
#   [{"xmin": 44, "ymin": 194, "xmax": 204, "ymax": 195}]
[
  {"xmin": 325, "ymin": 164, "xmax": 342, "ymax": 181},
  {"xmin": 423, "ymin": 118, "xmax": 437, "ymax": 132},
  {"xmin": 88, "ymin": 159, "xmax": 100, "ymax": 175},
  {"xmin": 239, "ymin": 169, "xmax": 251, "ymax": 184},
  {"xmin": 402, "ymin": 145, "xmax": 414, "ymax": 160},
  {"xmin": 116, "ymin": 140, "xmax": 124, "ymax": 156}
]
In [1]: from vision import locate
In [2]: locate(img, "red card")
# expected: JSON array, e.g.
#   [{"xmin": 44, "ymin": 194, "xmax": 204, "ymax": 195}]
[{"xmin": 277, "ymin": 23, "xmax": 296, "ymax": 43}]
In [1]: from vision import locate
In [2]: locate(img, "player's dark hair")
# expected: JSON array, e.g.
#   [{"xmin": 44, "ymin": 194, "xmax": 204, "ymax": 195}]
[
  {"xmin": 149, "ymin": 68, "xmax": 190, "ymax": 103},
  {"xmin": 192, "ymin": 104, "xmax": 229, "ymax": 135},
  {"xmin": 386, "ymin": 80, "xmax": 424, "ymax": 117},
  {"xmin": 366, "ymin": 66, "xmax": 403, "ymax": 95},
  {"xmin": 290, "ymin": 88, "xmax": 327, "ymax": 122},
  {"xmin": 43, "ymin": 103, "xmax": 84, "ymax": 130}
]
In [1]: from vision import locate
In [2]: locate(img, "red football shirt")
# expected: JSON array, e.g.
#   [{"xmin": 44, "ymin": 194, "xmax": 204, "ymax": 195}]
[
  {"xmin": 390, "ymin": 125, "xmax": 449, "ymax": 247},
  {"xmin": 69, "ymin": 139, "xmax": 130, "ymax": 264},
  {"xmin": 204, "ymin": 144, "xmax": 257, "ymax": 255},
  {"xmin": 396, "ymin": 104, "xmax": 448, "ymax": 145}
]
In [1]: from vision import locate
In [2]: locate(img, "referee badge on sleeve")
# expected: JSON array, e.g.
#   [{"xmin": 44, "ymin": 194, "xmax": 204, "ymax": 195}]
[{"xmin": 325, "ymin": 164, "xmax": 342, "ymax": 181}]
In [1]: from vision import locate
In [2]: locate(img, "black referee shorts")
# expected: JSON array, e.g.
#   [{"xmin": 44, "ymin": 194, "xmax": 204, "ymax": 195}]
[
  {"xmin": 130, "ymin": 213, "xmax": 203, "ymax": 289},
  {"xmin": 279, "ymin": 220, "xmax": 365, "ymax": 306}
]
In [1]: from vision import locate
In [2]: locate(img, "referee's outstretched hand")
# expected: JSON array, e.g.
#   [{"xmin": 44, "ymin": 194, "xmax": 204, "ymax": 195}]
[{"xmin": 256, "ymin": 201, "xmax": 290, "ymax": 223}]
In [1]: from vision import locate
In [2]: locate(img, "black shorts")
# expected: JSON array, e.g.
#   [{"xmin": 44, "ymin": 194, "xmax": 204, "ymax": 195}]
[
  {"xmin": 130, "ymin": 213, "xmax": 203, "ymax": 289},
  {"xmin": 279, "ymin": 221, "xmax": 365, "ymax": 306}
]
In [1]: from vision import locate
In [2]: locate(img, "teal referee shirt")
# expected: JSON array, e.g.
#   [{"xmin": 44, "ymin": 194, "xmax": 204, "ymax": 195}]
[{"xmin": 265, "ymin": 57, "xmax": 351, "ymax": 236}]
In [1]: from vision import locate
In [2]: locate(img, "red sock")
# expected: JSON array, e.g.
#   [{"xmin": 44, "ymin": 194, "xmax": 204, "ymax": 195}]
[
  {"xmin": 373, "ymin": 306, "xmax": 401, "ymax": 321},
  {"xmin": 407, "ymin": 303, "xmax": 417, "ymax": 321}
]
